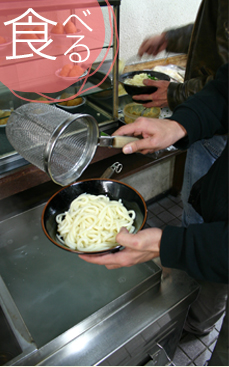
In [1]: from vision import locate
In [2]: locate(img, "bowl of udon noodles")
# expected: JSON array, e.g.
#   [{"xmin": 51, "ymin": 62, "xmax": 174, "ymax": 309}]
[
  {"xmin": 119, "ymin": 70, "xmax": 170, "ymax": 104},
  {"xmin": 42, "ymin": 178, "xmax": 147, "ymax": 255}
]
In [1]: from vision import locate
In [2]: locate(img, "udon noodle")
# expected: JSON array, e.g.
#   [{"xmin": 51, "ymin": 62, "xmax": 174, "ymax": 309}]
[
  {"xmin": 56, "ymin": 193, "xmax": 136, "ymax": 252},
  {"xmin": 124, "ymin": 73, "xmax": 150, "ymax": 86}
]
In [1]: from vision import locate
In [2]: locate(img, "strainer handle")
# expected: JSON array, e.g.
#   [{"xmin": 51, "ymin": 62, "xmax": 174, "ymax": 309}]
[
  {"xmin": 112, "ymin": 135, "xmax": 139, "ymax": 148},
  {"xmin": 99, "ymin": 135, "xmax": 139, "ymax": 148}
]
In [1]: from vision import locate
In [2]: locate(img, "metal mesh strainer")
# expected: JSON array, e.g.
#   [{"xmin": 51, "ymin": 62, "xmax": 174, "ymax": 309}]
[
  {"xmin": 6, "ymin": 103, "xmax": 138, "ymax": 186},
  {"xmin": 6, "ymin": 103, "xmax": 99, "ymax": 186}
]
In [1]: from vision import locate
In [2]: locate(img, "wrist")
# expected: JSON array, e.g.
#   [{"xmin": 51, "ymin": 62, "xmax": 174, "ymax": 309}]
[{"xmin": 170, "ymin": 119, "xmax": 187, "ymax": 141}]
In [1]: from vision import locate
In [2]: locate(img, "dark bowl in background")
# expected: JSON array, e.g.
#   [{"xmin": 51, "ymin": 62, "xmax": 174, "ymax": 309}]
[
  {"xmin": 42, "ymin": 178, "xmax": 147, "ymax": 255},
  {"xmin": 119, "ymin": 70, "xmax": 170, "ymax": 104}
]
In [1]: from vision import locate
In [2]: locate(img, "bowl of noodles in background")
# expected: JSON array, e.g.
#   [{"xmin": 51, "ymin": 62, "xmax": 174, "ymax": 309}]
[
  {"xmin": 123, "ymin": 103, "xmax": 161, "ymax": 124},
  {"xmin": 119, "ymin": 70, "xmax": 170, "ymax": 104},
  {"xmin": 42, "ymin": 178, "xmax": 147, "ymax": 255}
]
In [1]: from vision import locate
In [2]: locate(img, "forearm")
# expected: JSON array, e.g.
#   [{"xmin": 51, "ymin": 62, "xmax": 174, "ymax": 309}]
[
  {"xmin": 165, "ymin": 24, "xmax": 194, "ymax": 54},
  {"xmin": 169, "ymin": 64, "xmax": 228, "ymax": 148}
]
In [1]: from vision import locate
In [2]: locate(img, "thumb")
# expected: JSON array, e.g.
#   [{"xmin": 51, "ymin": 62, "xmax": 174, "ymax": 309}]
[
  {"xmin": 116, "ymin": 227, "xmax": 135, "ymax": 247},
  {"xmin": 143, "ymin": 79, "xmax": 160, "ymax": 87}
]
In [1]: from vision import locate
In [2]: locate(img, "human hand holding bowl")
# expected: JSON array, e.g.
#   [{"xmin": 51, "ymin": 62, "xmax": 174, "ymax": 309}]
[
  {"xmin": 133, "ymin": 79, "xmax": 170, "ymax": 108},
  {"xmin": 119, "ymin": 70, "xmax": 170, "ymax": 105}
]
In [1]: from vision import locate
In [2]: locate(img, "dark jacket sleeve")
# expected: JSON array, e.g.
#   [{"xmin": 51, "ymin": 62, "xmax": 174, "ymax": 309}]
[
  {"xmin": 165, "ymin": 0, "xmax": 229, "ymax": 110},
  {"xmin": 160, "ymin": 63, "xmax": 228, "ymax": 284},
  {"xmin": 160, "ymin": 222, "xmax": 228, "ymax": 283},
  {"xmin": 171, "ymin": 63, "xmax": 228, "ymax": 149},
  {"xmin": 165, "ymin": 24, "xmax": 194, "ymax": 54},
  {"xmin": 167, "ymin": 76, "xmax": 214, "ymax": 111}
]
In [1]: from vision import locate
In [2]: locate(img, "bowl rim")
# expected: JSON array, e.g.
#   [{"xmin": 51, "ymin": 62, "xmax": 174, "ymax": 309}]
[
  {"xmin": 123, "ymin": 102, "xmax": 161, "ymax": 114},
  {"xmin": 55, "ymin": 96, "xmax": 86, "ymax": 109},
  {"xmin": 119, "ymin": 69, "xmax": 170, "ymax": 87},
  {"xmin": 41, "ymin": 178, "xmax": 148, "ymax": 255}
]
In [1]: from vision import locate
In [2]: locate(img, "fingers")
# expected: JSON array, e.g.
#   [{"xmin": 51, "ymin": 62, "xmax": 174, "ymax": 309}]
[
  {"xmin": 78, "ymin": 252, "xmax": 118, "ymax": 266},
  {"xmin": 79, "ymin": 227, "xmax": 162, "ymax": 269},
  {"xmin": 113, "ymin": 120, "xmax": 143, "ymax": 137},
  {"xmin": 132, "ymin": 96, "xmax": 158, "ymax": 108},
  {"xmin": 78, "ymin": 247, "xmax": 137, "ymax": 269},
  {"xmin": 138, "ymin": 34, "xmax": 167, "ymax": 57},
  {"xmin": 115, "ymin": 227, "xmax": 135, "ymax": 245},
  {"xmin": 117, "ymin": 227, "xmax": 162, "ymax": 254},
  {"xmin": 138, "ymin": 38, "xmax": 156, "ymax": 57},
  {"xmin": 157, "ymin": 41, "xmax": 168, "ymax": 54},
  {"xmin": 132, "ymin": 94, "xmax": 154, "ymax": 102},
  {"xmin": 122, "ymin": 137, "xmax": 157, "ymax": 154},
  {"xmin": 138, "ymin": 39, "xmax": 150, "ymax": 57},
  {"xmin": 133, "ymin": 80, "xmax": 170, "ymax": 108},
  {"xmin": 78, "ymin": 229, "xmax": 131, "ymax": 268},
  {"xmin": 113, "ymin": 124, "xmax": 164, "ymax": 155},
  {"xmin": 142, "ymin": 79, "xmax": 160, "ymax": 87},
  {"xmin": 112, "ymin": 118, "xmax": 186, "ymax": 154},
  {"xmin": 132, "ymin": 95, "xmax": 161, "ymax": 108},
  {"xmin": 113, "ymin": 119, "xmax": 157, "ymax": 154}
]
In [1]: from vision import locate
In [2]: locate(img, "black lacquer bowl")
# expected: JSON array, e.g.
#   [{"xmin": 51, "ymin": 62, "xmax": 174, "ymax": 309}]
[
  {"xmin": 42, "ymin": 178, "xmax": 147, "ymax": 255},
  {"xmin": 119, "ymin": 70, "xmax": 170, "ymax": 103}
]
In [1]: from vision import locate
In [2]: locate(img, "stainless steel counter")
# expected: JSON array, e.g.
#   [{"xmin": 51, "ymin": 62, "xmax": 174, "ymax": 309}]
[{"xmin": 0, "ymin": 184, "xmax": 199, "ymax": 366}]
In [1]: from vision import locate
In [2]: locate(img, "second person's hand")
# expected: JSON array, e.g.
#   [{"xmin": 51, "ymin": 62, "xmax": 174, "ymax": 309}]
[
  {"xmin": 133, "ymin": 79, "xmax": 170, "ymax": 108},
  {"xmin": 138, "ymin": 33, "xmax": 167, "ymax": 57}
]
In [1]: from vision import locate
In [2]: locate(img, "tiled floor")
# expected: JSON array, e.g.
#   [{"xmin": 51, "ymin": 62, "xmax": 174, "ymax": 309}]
[{"xmin": 145, "ymin": 192, "xmax": 223, "ymax": 366}]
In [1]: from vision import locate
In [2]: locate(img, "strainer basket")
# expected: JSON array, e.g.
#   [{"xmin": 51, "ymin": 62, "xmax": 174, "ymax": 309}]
[{"xmin": 6, "ymin": 103, "xmax": 99, "ymax": 186}]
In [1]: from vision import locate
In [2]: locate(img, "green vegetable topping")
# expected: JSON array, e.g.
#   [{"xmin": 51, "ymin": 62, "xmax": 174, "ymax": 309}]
[{"xmin": 148, "ymin": 75, "xmax": 158, "ymax": 80}]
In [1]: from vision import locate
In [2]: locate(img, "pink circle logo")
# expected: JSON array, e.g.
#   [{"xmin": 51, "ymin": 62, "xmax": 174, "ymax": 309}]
[{"xmin": 0, "ymin": 1, "xmax": 119, "ymax": 103}]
